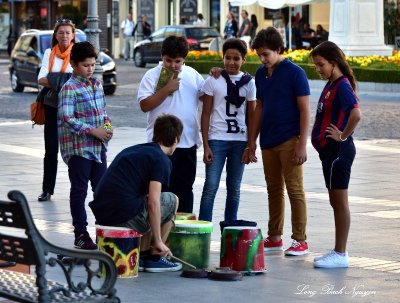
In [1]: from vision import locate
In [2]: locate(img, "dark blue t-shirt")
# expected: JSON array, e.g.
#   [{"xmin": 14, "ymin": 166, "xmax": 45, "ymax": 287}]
[
  {"xmin": 255, "ymin": 58, "xmax": 310, "ymax": 149},
  {"xmin": 89, "ymin": 143, "xmax": 171, "ymax": 225}
]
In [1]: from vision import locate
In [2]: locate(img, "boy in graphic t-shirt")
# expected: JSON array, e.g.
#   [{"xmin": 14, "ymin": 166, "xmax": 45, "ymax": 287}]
[{"xmin": 198, "ymin": 38, "xmax": 256, "ymax": 222}]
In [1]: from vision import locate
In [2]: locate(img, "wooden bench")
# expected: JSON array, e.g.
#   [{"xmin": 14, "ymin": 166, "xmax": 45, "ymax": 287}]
[{"xmin": 0, "ymin": 190, "xmax": 120, "ymax": 303}]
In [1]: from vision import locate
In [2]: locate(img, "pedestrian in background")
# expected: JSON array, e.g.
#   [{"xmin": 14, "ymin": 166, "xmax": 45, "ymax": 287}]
[
  {"xmin": 248, "ymin": 27, "xmax": 311, "ymax": 256},
  {"xmin": 58, "ymin": 41, "xmax": 112, "ymax": 250},
  {"xmin": 249, "ymin": 14, "xmax": 258, "ymax": 44},
  {"xmin": 121, "ymin": 13, "xmax": 135, "ymax": 60},
  {"xmin": 238, "ymin": 10, "xmax": 251, "ymax": 46},
  {"xmin": 310, "ymin": 41, "xmax": 361, "ymax": 268},
  {"xmin": 193, "ymin": 13, "xmax": 207, "ymax": 26},
  {"xmin": 199, "ymin": 38, "xmax": 256, "ymax": 222},
  {"xmin": 224, "ymin": 11, "xmax": 238, "ymax": 39},
  {"xmin": 140, "ymin": 15, "xmax": 152, "ymax": 38},
  {"xmin": 137, "ymin": 36, "xmax": 204, "ymax": 214},
  {"xmin": 37, "ymin": 18, "xmax": 75, "ymax": 202}
]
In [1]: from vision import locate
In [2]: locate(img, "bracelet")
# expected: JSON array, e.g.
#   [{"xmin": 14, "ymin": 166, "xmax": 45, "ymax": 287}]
[{"xmin": 339, "ymin": 133, "xmax": 347, "ymax": 142}]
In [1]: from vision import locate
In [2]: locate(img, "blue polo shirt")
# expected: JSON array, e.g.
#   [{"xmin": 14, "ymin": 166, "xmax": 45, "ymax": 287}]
[{"xmin": 255, "ymin": 58, "xmax": 310, "ymax": 149}]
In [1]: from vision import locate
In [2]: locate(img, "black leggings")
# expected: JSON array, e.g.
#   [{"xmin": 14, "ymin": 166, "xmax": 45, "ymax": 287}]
[
  {"xmin": 167, "ymin": 146, "xmax": 197, "ymax": 213},
  {"xmin": 42, "ymin": 105, "xmax": 58, "ymax": 194}
]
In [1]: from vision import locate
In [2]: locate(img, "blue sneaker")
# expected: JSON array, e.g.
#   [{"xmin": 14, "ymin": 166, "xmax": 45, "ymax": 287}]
[
  {"xmin": 143, "ymin": 257, "xmax": 182, "ymax": 273},
  {"xmin": 139, "ymin": 258, "xmax": 144, "ymax": 272}
]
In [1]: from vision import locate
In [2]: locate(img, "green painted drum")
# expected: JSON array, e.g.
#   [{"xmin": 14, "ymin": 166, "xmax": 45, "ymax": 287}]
[
  {"xmin": 175, "ymin": 212, "xmax": 197, "ymax": 220},
  {"xmin": 168, "ymin": 220, "xmax": 213, "ymax": 269}
]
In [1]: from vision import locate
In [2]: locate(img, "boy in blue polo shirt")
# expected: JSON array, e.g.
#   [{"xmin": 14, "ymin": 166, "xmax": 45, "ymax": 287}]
[{"xmin": 248, "ymin": 27, "xmax": 311, "ymax": 256}]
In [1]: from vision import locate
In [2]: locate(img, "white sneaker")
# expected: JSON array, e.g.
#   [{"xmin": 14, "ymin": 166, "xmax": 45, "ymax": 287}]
[
  {"xmin": 313, "ymin": 250, "xmax": 335, "ymax": 262},
  {"xmin": 313, "ymin": 250, "xmax": 349, "ymax": 268}
]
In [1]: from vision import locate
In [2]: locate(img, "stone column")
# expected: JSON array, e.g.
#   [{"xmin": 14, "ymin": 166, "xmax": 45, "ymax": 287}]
[
  {"xmin": 86, "ymin": 0, "xmax": 103, "ymax": 80},
  {"xmin": 329, "ymin": 0, "xmax": 392, "ymax": 56}
]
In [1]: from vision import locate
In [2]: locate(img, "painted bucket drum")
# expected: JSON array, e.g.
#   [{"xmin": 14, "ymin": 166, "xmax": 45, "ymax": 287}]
[
  {"xmin": 175, "ymin": 212, "xmax": 197, "ymax": 221},
  {"xmin": 96, "ymin": 226, "xmax": 142, "ymax": 278},
  {"xmin": 220, "ymin": 226, "xmax": 265, "ymax": 273},
  {"xmin": 168, "ymin": 220, "xmax": 213, "ymax": 269}
]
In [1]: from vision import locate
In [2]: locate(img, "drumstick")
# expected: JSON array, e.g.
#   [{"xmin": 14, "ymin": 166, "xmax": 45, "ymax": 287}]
[{"xmin": 169, "ymin": 255, "xmax": 197, "ymax": 269}]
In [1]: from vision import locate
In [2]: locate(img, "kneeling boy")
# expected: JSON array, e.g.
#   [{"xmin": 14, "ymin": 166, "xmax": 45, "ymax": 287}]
[{"xmin": 89, "ymin": 114, "xmax": 183, "ymax": 272}]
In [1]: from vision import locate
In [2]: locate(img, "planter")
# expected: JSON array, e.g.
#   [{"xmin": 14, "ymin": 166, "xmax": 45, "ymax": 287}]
[{"xmin": 185, "ymin": 60, "xmax": 400, "ymax": 84}]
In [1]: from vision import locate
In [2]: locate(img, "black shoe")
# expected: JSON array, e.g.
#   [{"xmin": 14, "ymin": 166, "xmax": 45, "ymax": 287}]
[
  {"xmin": 38, "ymin": 192, "xmax": 51, "ymax": 202},
  {"xmin": 74, "ymin": 232, "xmax": 97, "ymax": 250}
]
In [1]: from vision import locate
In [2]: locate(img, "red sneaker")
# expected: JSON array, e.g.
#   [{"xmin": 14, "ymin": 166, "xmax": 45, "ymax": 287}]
[
  {"xmin": 284, "ymin": 240, "xmax": 309, "ymax": 256},
  {"xmin": 264, "ymin": 236, "xmax": 283, "ymax": 252}
]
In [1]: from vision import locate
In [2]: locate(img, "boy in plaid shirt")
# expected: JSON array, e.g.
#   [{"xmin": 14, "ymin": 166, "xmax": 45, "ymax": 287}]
[{"xmin": 58, "ymin": 41, "xmax": 112, "ymax": 249}]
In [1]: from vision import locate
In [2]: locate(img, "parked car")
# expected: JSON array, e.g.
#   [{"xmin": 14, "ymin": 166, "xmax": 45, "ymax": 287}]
[
  {"xmin": 133, "ymin": 25, "xmax": 221, "ymax": 68},
  {"xmin": 9, "ymin": 29, "xmax": 117, "ymax": 95}
]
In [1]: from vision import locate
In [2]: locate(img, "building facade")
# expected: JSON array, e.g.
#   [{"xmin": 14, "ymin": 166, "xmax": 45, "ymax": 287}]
[{"xmin": 1, "ymin": 0, "xmax": 397, "ymax": 57}]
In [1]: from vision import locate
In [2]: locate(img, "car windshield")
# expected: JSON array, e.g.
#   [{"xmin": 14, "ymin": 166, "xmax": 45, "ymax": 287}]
[
  {"xmin": 40, "ymin": 33, "xmax": 86, "ymax": 52},
  {"xmin": 185, "ymin": 28, "xmax": 219, "ymax": 39}
]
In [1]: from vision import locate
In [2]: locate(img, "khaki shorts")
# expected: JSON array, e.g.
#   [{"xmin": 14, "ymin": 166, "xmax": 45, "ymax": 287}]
[{"xmin": 120, "ymin": 192, "xmax": 177, "ymax": 234}]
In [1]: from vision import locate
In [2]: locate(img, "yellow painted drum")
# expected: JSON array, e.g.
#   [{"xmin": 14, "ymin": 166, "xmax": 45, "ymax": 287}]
[
  {"xmin": 96, "ymin": 226, "xmax": 142, "ymax": 278},
  {"xmin": 168, "ymin": 220, "xmax": 213, "ymax": 269}
]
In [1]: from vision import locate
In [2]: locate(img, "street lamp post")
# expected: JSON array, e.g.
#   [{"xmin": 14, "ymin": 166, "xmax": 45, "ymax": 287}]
[{"xmin": 85, "ymin": 0, "xmax": 103, "ymax": 80}]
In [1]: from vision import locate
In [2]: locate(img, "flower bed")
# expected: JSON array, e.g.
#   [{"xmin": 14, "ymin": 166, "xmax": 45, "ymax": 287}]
[{"xmin": 185, "ymin": 50, "xmax": 400, "ymax": 83}]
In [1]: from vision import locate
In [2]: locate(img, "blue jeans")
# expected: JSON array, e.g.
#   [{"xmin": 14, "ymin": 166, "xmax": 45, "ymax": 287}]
[
  {"xmin": 68, "ymin": 149, "xmax": 107, "ymax": 237},
  {"xmin": 199, "ymin": 140, "xmax": 247, "ymax": 222}
]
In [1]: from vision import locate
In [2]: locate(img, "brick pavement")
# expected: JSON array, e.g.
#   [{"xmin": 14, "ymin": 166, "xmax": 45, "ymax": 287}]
[{"xmin": 0, "ymin": 120, "xmax": 399, "ymax": 302}]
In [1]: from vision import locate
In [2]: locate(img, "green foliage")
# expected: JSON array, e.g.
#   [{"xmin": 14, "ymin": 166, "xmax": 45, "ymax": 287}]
[
  {"xmin": 384, "ymin": 1, "xmax": 400, "ymax": 44},
  {"xmin": 185, "ymin": 61, "xmax": 400, "ymax": 83}
]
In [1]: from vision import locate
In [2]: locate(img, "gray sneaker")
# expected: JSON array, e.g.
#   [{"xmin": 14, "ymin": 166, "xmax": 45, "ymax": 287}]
[{"xmin": 313, "ymin": 250, "xmax": 349, "ymax": 268}]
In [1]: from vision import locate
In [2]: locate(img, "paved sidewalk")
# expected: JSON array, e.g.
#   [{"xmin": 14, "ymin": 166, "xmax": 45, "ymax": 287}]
[{"xmin": 0, "ymin": 121, "xmax": 399, "ymax": 302}]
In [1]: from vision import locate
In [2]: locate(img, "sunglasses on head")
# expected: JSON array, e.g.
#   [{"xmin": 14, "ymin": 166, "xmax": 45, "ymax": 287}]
[{"xmin": 56, "ymin": 19, "xmax": 73, "ymax": 25}]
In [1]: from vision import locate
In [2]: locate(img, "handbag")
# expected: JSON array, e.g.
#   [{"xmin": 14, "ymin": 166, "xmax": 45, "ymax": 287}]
[{"xmin": 30, "ymin": 100, "xmax": 45, "ymax": 125}]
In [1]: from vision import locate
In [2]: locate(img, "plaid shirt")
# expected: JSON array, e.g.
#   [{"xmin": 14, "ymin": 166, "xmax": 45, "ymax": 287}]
[{"xmin": 58, "ymin": 74, "xmax": 111, "ymax": 164}]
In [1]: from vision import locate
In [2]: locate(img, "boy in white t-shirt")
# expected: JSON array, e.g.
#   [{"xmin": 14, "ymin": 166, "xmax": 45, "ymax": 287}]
[
  {"xmin": 137, "ymin": 36, "xmax": 204, "ymax": 214},
  {"xmin": 198, "ymin": 38, "xmax": 256, "ymax": 222}
]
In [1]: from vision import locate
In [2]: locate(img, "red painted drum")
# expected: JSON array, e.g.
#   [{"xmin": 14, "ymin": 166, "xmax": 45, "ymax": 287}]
[
  {"xmin": 175, "ymin": 212, "xmax": 197, "ymax": 220},
  {"xmin": 220, "ymin": 226, "xmax": 265, "ymax": 273},
  {"xmin": 96, "ymin": 226, "xmax": 142, "ymax": 278}
]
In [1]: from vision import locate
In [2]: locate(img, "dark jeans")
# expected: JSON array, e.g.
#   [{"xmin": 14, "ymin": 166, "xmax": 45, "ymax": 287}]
[
  {"xmin": 167, "ymin": 145, "xmax": 197, "ymax": 213},
  {"xmin": 68, "ymin": 149, "xmax": 107, "ymax": 237},
  {"xmin": 42, "ymin": 105, "xmax": 58, "ymax": 194}
]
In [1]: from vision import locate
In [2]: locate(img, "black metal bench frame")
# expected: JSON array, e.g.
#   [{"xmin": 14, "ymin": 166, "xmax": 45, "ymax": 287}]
[{"xmin": 0, "ymin": 190, "xmax": 120, "ymax": 302}]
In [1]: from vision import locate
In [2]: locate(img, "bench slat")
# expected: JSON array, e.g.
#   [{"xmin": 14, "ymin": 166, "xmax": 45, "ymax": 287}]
[{"xmin": 0, "ymin": 269, "xmax": 116, "ymax": 303}]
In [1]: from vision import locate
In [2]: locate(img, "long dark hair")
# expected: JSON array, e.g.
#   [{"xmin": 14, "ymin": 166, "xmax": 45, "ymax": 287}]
[{"xmin": 310, "ymin": 41, "xmax": 357, "ymax": 91}]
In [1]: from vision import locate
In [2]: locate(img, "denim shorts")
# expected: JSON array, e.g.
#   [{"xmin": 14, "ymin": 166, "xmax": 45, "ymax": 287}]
[
  {"xmin": 120, "ymin": 192, "xmax": 177, "ymax": 234},
  {"xmin": 319, "ymin": 137, "xmax": 356, "ymax": 190}
]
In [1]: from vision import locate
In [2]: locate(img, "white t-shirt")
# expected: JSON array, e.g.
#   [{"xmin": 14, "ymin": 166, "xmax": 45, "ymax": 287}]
[
  {"xmin": 38, "ymin": 48, "xmax": 74, "ymax": 80},
  {"xmin": 201, "ymin": 72, "xmax": 256, "ymax": 141},
  {"xmin": 194, "ymin": 19, "xmax": 207, "ymax": 26},
  {"xmin": 137, "ymin": 63, "xmax": 204, "ymax": 148},
  {"xmin": 121, "ymin": 19, "xmax": 135, "ymax": 36}
]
